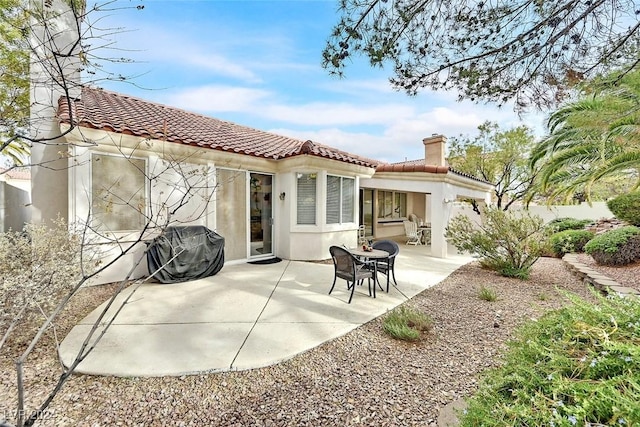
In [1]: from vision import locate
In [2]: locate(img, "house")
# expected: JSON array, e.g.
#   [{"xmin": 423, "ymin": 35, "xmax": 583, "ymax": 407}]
[
  {"xmin": 27, "ymin": 0, "xmax": 493, "ymax": 285},
  {"xmin": 360, "ymin": 134, "xmax": 493, "ymax": 258}
]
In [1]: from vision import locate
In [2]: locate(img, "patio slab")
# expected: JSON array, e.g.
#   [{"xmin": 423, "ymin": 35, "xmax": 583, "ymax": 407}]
[{"xmin": 59, "ymin": 244, "xmax": 473, "ymax": 377}]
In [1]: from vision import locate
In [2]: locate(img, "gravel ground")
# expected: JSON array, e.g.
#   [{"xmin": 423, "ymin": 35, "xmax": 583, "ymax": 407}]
[
  {"xmin": 1, "ymin": 258, "xmax": 602, "ymax": 426},
  {"xmin": 575, "ymin": 253, "xmax": 640, "ymax": 293}
]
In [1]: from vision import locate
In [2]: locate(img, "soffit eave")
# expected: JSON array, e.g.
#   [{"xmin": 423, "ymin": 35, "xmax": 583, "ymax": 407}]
[
  {"xmin": 368, "ymin": 171, "xmax": 495, "ymax": 192},
  {"xmin": 274, "ymin": 155, "xmax": 375, "ymax": 177}
]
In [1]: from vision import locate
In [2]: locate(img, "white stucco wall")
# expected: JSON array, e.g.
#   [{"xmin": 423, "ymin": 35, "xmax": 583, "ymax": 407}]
[
  {"xmin": 30, "ymin": 0, "xmax": 84, "ymax": 225},
  {"xmin": 0, "ymin": 181, "xmax": 31, "ymax": 232},
  {"xmin": 450, "ymin": 201, "xmax": 614, "ymax": 226}
]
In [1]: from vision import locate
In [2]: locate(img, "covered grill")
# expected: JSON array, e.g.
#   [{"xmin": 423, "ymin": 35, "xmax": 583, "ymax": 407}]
[{"xmin": 146, "ymin": 226, "xmax": 225, "ymax": 283}]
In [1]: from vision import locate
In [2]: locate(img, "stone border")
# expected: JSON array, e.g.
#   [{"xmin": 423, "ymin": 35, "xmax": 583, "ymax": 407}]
[{"xmin": 562, "ymin": 254, "xmax": 640, "ymax": 297}]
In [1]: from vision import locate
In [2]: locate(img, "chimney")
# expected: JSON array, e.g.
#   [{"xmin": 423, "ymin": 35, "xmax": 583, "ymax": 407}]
[{"xmin": 423, "ymin": 134, "xmax": 447, "ymax": 167}]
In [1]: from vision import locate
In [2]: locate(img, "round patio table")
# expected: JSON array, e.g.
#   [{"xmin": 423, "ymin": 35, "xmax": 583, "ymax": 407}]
[
  {"xmin": 348, "ymin": 247, "xmax": 389, "ymax": 259},
  {"xmin": 348, "ymin": 248, "xmax": 389, "ymax": 297}
]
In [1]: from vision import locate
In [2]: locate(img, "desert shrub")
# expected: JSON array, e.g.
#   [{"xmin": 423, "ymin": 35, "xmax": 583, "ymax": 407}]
[
  {"xmin": 460, "ymin": 293, "xmax": 640, "ymax": 426},
  {"xmin": 584, "ymin": 226, "xmax": 640, "ymax": 266},
  {"xmin": 0, "ymin": 219, "xmax": 99, "ymax": 336},
  {"xmin": 546, "ymin": 217, "xmax": 592, "ymax": 233},
  {"xmin": 607, "ymin": 191, "xmax": 640, "ymax": 226},
  {"xmin": 549, "ymin": 229, "xmax": 595, "ymax": 257},
  {"xmin": 383, "ymin": 305, "xmax": 432, "ymax": 341},
  {"xmin": 446, "ymin": 207, "xmax": 549, "ymax": 280},
  {"xmin": 478, "ymin": 286, "xmax": 497, "ymax": 302}
]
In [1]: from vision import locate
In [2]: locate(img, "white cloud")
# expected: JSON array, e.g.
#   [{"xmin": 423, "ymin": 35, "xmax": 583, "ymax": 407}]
[
  {"xmin": 261, "ymin": 102, "xmax": 415, "ymax": 126},
  {"xmin": 318, "ymin": 78, "xmax": 397, "ymax": 96},
  {"xmin": 104, "ymin": 19, "xmax": 262, "ymax": 84},
  {"xmin": 162, "ymin": 85, "xmax": 272, "ymax": 112},
  {"xmin": 270, "ymin": 127, "xmax": 398, "ymax": 162},
  {"xmin": 185, "ymin": 53, "xmax": 261, "ymax": 83},
  {"xmin": 268, "ymin": 103, "xmax": 547, "ymax": 164}
]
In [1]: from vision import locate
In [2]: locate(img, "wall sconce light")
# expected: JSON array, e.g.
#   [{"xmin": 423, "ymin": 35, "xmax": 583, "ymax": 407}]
[{"xmin": 279, "ymin": 192, "xmax": 286, "ymax": 200}]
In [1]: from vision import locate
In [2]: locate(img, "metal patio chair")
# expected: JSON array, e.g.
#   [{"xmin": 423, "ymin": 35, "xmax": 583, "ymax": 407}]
[
  {"xmin": 371, "ymin": 240, "xmax": 399, "ymax": 292},
  {"xmin": 328, "ymin": 245, "xmax": 375, "ymax": 304}
]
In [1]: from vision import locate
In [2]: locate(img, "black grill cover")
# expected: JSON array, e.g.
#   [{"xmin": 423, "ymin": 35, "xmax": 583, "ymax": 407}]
[{"xmin": 146, "ymin": 226, "xmax": 224, "ymax": 283}]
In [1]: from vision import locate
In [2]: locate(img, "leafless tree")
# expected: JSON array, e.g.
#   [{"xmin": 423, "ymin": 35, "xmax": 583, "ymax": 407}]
[{"xmin": 1, "ymin": 2, "xmax": 224, "ymax": 426}]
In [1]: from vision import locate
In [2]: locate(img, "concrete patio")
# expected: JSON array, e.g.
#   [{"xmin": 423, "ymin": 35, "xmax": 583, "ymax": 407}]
[{"xmin": 59, "ymin": 244, "xmax": 473, "ymax": 377}]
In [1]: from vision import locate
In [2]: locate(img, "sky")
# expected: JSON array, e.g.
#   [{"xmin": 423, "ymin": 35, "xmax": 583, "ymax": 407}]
[{"xmin": 93, "ymin": 0, "xmax": 547, "ymax": 164}]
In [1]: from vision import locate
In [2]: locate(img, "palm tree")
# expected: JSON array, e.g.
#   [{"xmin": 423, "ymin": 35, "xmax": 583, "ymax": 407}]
[{"xmin": 530, "ymin": 73, "xmax": 640, "ymax": 202}]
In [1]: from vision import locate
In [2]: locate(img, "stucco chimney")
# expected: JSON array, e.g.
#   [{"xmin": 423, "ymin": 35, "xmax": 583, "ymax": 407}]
[{"xmin": 423, "ymin": 134, "xmax": 447, "ymax": 167}]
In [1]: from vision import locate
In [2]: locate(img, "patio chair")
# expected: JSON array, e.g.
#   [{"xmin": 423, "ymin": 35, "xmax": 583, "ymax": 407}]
[
  {"xmin": 328, "ymin": 246, "xmax": 375, "ymax": 304},
  {"xmin": 371, "ymin": 240, "xmax": 399, "ymax": 292},
  {"xmin": 403, "ymin": 220, "xmax": 422, "ymax": 245}
]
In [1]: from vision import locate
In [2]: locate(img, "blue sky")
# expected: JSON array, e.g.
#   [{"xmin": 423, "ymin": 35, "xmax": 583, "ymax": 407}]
[{"xmin": 95, "ymin": 0, "xmax": 546, "ymax": 163}]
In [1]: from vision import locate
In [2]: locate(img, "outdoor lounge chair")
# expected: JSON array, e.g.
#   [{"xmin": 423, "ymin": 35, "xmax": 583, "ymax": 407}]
[
  {"xmin": 371, "ymin": 240, "xmax": 399, "ymax": 292},
  {"xmin": 328, "ymin": 246, "xmax": 375, "ymax": 304},
  {"xmin": 403, "ymin": 220, "xmax": 422, "ymax": 245}
]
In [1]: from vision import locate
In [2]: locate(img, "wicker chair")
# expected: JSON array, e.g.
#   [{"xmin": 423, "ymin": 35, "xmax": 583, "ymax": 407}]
[
  {"xmin": 371, "ymin": 240, "xmax": 399, "ymax": 292},
  {"xmin": 328, "ymin": 246, "xmax": 375, "ymax": 303}
]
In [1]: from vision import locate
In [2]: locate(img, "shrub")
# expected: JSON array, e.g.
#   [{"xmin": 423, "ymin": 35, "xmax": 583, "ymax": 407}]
[
  {"xmin": 0, "ymin": 219, "xmax": 99, "ymax": 336},
  {"xmin": 382, "ymin": 305, "xmax": 432, "ymax": 341},
  {"xmin": 546, "ymin": 217, "xmax": 592, "ymax": 233},
  {"xmin": 460, "ymin": 293, "xmax": 640, "ymax": 426},
  {"xmin": 584, "ymin": 226, "xmax": 640, "ymax": 266},
  {"xmin": 607, "ymin": 191, "xmax": 640, "ymax": 226},
  {"xmin": 478, "ymin": 286, "xmax": 497, "ymax": 302},
  {"xmin": 549, "ymin": 229, "xmax": 595, "ymax": 257},
  {"xmin": 446, "ymin": 207, "xmax": 550, "ymax": 280}
]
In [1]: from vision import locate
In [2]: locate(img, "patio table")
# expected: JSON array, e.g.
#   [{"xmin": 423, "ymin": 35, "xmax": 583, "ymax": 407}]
[{"xmin": 347, "ymin": 247, "xmax": 389, "ymax": 297}]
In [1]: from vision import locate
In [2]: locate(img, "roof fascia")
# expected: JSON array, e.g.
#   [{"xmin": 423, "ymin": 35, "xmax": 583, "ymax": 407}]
[
  {"xmin": 369, "ymin": 171, "xmax": 495, "ymax": 192},
  {"xmin": 276, "ymin": 154, "xmax": 375, "ymax": 177}
]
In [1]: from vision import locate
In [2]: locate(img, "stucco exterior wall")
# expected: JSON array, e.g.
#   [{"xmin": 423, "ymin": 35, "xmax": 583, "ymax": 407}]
[
  {"xmin": 0, "ymin": 182, "xmax": 31, "ymax": 232},
  {"xmin": 450, "ymin": 201, "xmax": 614, "ymax": 226},
  {"xmin": 29, "ymin": 0, "xmax": 83, "ymax": 226}
]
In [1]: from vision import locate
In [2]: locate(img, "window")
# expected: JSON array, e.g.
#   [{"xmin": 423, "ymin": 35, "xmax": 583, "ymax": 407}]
[
  {"xmin": 377, "ymin": 191, "xmax": 407, "ymax": 220},
  {"xmin": 296, "ymin": 173, "xmax": 317, "ymax": 225},
  {"xmin": 92, "ymin": 153, "xmax": 146, "ymax": 231},
  {"xmin": 326, "ymin": 175, "xmax": 355, "ymax": 224}
]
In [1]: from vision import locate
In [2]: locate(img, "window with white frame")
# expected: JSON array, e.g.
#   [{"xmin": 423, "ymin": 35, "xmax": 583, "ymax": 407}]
[
  {"xmin": 296, "ymin": 173, "xmax": 317, "ymax": 225},
  {"xmin": 377, "ymin": 190, "xmax": 407, "ymax": 220},
  {"xmin": 326, "ymin": 175, "xmax": 355, "ymax": 224},
  {"xmin": 91, "ymin": 153, "xmax": 147, "ymax": 231}
]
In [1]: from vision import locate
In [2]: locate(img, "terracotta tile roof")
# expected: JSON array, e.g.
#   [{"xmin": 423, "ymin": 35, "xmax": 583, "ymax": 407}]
[
  {"xmin": 57, "ymin": 87, "xmax": 378, "ymax": 168},
  {"xmin": 376, "ymin": 159, "xmax": 492, "ymax": 184},
  {"xmin": 0, "ymin": 167, "xmax": 31, "ymax": 180}
]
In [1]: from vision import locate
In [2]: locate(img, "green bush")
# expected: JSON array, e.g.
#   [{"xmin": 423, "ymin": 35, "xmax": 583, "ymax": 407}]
[
  {"xmin": 446, "ymin": 207, "xmax": 550, "ymax": 280},
  {"xmin": 382, "ymin": 305, "xmax": 432, "ymax": 341},
  {"xmin": 607, "ymin": 191, "xmax": 640, "ymax": 226},
  {"xmin": 584, "ymin": 226, "xmax": 640, "ymax": 265},
  {"xmin": 546, "ymin": 217, "xmax": 592, "ymax": 233},
  {"xmin": 549, "ymin": 229, "xmax": 595, "ymax": 257},
  {"xmin": 460, "ymin": 293, "xmax": 640, "ymax": 426}
]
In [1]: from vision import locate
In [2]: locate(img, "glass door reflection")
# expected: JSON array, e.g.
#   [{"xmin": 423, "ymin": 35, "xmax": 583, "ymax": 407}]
[{"xmin": 249, "ymin": 173, "xmax": 273, "ymax": 257}]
